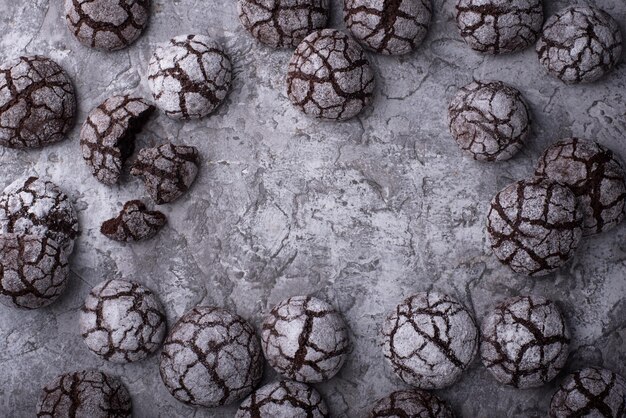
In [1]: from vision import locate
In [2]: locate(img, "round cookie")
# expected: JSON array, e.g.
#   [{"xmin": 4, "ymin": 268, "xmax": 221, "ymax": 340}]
[
  {"xmin": 235, "ymin": 380, "xmax": 329, "ymax": 418},
  {"xmin": 36, "ymin": 370, "xmax": 131, "ymax": 418},
  {"xmin": 261, "ymin": 295, "xmax": 350, "ymax": 383},
  {"xmin": 550, "ymin": 367, "xmax": 626, "ymax": 418},
  {"xmin": 79, "ymin": 279, "xmax": 166, "ymax": 363},
  {"xmin": 160, "ymin": 306, "xmax": 263, "ymax": 407},
  {"xmin": 148, "ymin": 34, "xmax": 232, "ymax": 120},
  {"xmin": 0, "ymin": 55, "xmax": 76, "ymax": 149},
  {"xmin": 370, "ymin": 390, "xmax": 454, "ymax": 418},
  {"xmin": 0, "ymin": 176, "xmax": 79, "ymax": 257},
  {"xmin": 100, "ymin": 200, "xmax": 166, "ymax": 242},
  {"xmin": 487, "ymin": 177, "xmax": 583, "ymax": 276},
  {"xmin": 64, "ymin": 0, "xmax": 150, "ymax": 51},
  {"xmin": 344, "ymin": 0, "xmax": 432, "ymax": 55},
  {"xmin": 0, "ymin": 233, "xmax": 69, "ymax": 310},
  {"xmin": 537, "ymin": 7, "xmax": 623, "ymax": 84},
  {"xmin": 382, "ymin": 292, "xmax": 478, "ymax": 389},
  {"xmin": 481, "ymin": 296, "xmax": 570, "ymax": 389},
  {"xmin": 455, "ymin": 0, "xmax": 543, "ymax": 54},
  {"xmin": 448, "ymin": 80, "xmax": 531, "ymax": 161},
  {"xmin": 535, "ymin": 138, "xmax": 626, "ymax": 236},
  {"xmin": 287, "ymin": 29, "xmax": 375, "ymax": 121},
  {"xmin": 237, "ymin": 0, "xmax": 329, "ymax": 48}
]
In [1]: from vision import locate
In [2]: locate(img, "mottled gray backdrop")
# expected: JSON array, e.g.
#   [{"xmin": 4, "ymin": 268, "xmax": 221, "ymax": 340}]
[{"xmin": 1, "ymin": 0, "xmax": 625, "ymax": 417}]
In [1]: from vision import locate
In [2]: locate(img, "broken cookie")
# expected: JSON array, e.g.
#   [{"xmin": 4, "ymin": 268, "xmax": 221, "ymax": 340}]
[
  {"xmin": 235, "ymin": 380, "xmax": 329, "ymax": 418},
  {"xmin": 100, "ymin": 200, "xmax": 166, "ymax": 242}
]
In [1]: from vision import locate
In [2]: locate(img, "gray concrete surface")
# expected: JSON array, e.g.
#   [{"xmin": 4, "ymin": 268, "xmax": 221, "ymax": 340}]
[{"xmin": 1, "ymin": 0, "xmax": 625, "ymax": 416}]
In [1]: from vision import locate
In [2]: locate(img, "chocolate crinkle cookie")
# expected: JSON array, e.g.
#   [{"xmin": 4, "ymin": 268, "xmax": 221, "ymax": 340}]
[
  {"xmin": 148, "ymin": 34, "xmax": 232, "ymax": 120},
  {"xmin": 235, "ymin": 380, "xmax": 329, "ymax": 418},
  {"xmin": 0, "ymin": 176, "xmax": 79, "ymax": 257},
  {"xmin": 0, "ymin": 234, "xmax": 69, "ymax": 310},
  {"xmin": 100, "ymin": 200, "xmax": 166, "ymax": 242},
  {"xmin": 382, "ymin": 292, "xmax": 478, "ymax": 390},
  {"xmin": 237, "ymin": 0, "xmax": 329, "ymax": 48},
  {"xmin": 448, "ymin": 80, "xmax": 530, "ymax": 161},
  {"xmin": 535, "ymin": 138, "xmax": 626, "ymax": 237},
  {"xmin": 36, "ymin": 370, "xmax": 131, "ymax": 418},
  {"xmin": 487, "ymin": 177, "xmax": 583, "ymax": 276},
  {"xmin": 550, "ymin": 367, "xmax": 626, "ymax": 418},
  {"xmin": 131, "ymin": 143, "xmax": 200, "ymax": 204},
  {"xmin": 80, "ymin": 95, "xmax": 155, "ymax": 185},
  {"xmin": 370, "ymin": 390, "xmax": 454, "ymax": 418},
  {"xmin": 481, "ymin": 296, "xmax": 570, "ymax": 389},
  {"xmin": 160, "ymin": 306, "xmax": 263, "ymax": 407},
  {"xmin": 455, "ymin": 0, "xmax": 543, "ymax": 54},
  {"xmin": 344, "ymin": 0, "xmax": 432, "ymax": 55},
  {"xmin": 537, "ymin": 7, "xmax": 623, "ymax": 84},
  {"xmin": 287, "ymin": 29, "xmax": 375, "ymax": 121},
  {"xmin": 0, "ymin": 55, "xmax": 76, "ymax": 149},
  {"xmin": 261, "ymin": 295, "xmax": 350, "ymax": 383},
  {"xmin": 79, "ymin": 279, "xmax": 166, "ymax": 363}
]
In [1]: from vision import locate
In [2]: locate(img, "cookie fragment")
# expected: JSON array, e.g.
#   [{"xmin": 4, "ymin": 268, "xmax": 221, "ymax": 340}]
[
  {"xmin": 80, "ymin": 95, "xmax": 155, "ymax": 185},
  {"xmin": 549, "ymin": 367, "xmax": 626, "ymax": 418},
  {"xmin": 36, "ymin": 370, "xmax": 131, "ymax": 418},
  {"xmin": 238, "ymin": 0, "xmax": 329, "ymax": 48},
  {"xmin": 535, "ymin": 138, "xmax": 626, "ymax": 236},
  {"xmin": 455, "ymin": 0, "xmax": 543, "ymax": 54},
  {"xmin": 370, "ymin": 390, "xmax": 454, "ymax": 418},
  {"xmin": 344, "ymin": 0, "xmax": 432, "ymax": 55},
  {"xmin": 64, "ymin": 0, "xmax": 150, "ymax": 51},
  {"xmin": 537, "ymin": 7, "xmax": 623, "ymax": 84},
  {"xmin": 481, "ymin": 296, "xmax": 570, "ymax": 389},
  {"xmin": 79, "ymin": 279, "xmax": 166, "ymax": 363},
  {"xmin": 0, "ymin": 55, "xmax": 76, "ymax": 149},
  {"xmin": 261, "ymin": 295, "xmax": 350, "ymax": 383},
  {"xmin": 159, "ymin": 306, "xmax": 263, "ymax": 407},
  {"xmin": 100, "ymin": 200, "xmax": 166, "ymax": 242},
  {"xmin": 131, "ymin": 143, "xmax": 200, "ymax": 204},
  {"xmin": 382, "ymin": 292, "xmax": 478, "ymax": 389},
  {"xmin": 148, "ymin": 34, "xmax": 232, "ymax": 120},
  {"xmin": 235, "ymin": 380, "xmax": 329, "ymax": 418},
  {"xmin": 448, "ymin": 80, "xmax": 530, "ymax": 161},
  {"xmin": 487, "ymin": 177, "xmax": 583, "ymax": 276},
  {"xmin": 287, "ymin": 29, "xmax": 375, "ymax": 121},
  {"xmin": 0, "ymin": 234, "xmax": 69, "ymax": 310}
]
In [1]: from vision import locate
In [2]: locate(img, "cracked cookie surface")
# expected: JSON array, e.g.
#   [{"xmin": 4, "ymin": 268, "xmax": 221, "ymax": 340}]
[
  {"xmin": 36, "ymin": 370, "xmax": 131, "ymax": 418},
  {"xmin": 0, "ymin": 233, "xmax": 69, "ymax": 310},
  {"xmin": 80, "ymin": 95, "xmax": 154, "ymax": 185},
  {"xmin": 481, "ymin": 296, "xmax": 570, "ymax": 389},
  {"xmin": 0, "ymin": 55, "xmax": 76, "ymax": 149},
  {"xmin": 455, "ymin": 0, "xmax": 543, "ymax": 54},
  {"xmin": 148, "ymin": 34, "xmax": 232, "ymax": 120},
  {"xmin": 79, "ymin": 279, "xmax": 166, "ymax": 363},
  {"xmin": 64, "ymin": 0, "xmax": 150, "ymax": 51},
  {"xmin": 238, "ymin": 0, "xmax": 329, "ymax": 48},
  {"xmin": 235, "ymin": 380, "xmax": 329, "ymax": 418},
  {"xmin": 487, "ymin": 177, "xmax": 583, "ymax": 276},
  {"xmin": 159, "ymin": 306, "xmax": 263, "ymax": 407},
  {"xmin": 0, "ymin": 176, "xmax": 78, "ymax": 257},
  {"xmin": 344, "ymin": 0, "xmax": 432, "ymax": 55},
  {"xmin": 448, "ymin": 80, "xmax": 530, "ymax": 161},
  {"xmin": 370, "ymin": 389, "xmax": 454, "ymax": 418},
  {"xmin": 287, "ymin": 29, "xmax": 375, "ymax": 121},
  {"xmin": 535, "ymin": 138, "xmax": 626, "ymax": 237},
  {"xmin": 261, "ymin": 295, "xmax": 350, "ymax": 383},
  {"xmin": 100, "ymin": 200, "xmax": 166, "ymax": 242},
  {"xmin": 131, "ymin": 143, "xmax": 200, "ymax": 204},
  {"xmin": 550, "ymin": 367, "xmax": 626, "ymax": 418},
  {"xmin": 536, "ymin": 6, "xmax": 623, "ymax": 84},
  {"xmin": 382, "ymin": 291, "xmax": 478, "ymax": 389}
]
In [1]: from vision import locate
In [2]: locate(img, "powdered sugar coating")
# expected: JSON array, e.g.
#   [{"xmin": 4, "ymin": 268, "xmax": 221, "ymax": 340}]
[
  {"xmin": 100, "ymin": 200, "xmax": 166, "ymax": 242},
  {"xmin": 481, "ymin": 296, "xmax": 570, "ymax": 389},
  {"xmin": 235, "ymin": 380, "xmax": 329, "ymax": 418},
  {"xmin": 370, "ymin": 390, "xmax": 454, "ymax": 418},
  {"xmin": 382, "ymin": 291, "xmax": 478, "ymax": 389},
  {"xmin": 261, "ymin": 295, "xmax": 350, "ymax": 383}
]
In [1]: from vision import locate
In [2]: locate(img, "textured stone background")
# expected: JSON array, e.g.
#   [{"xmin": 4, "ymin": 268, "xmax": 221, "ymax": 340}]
[{"xmin": 1, "ymin": 0, "xmax": 625, "ymax": 417}]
